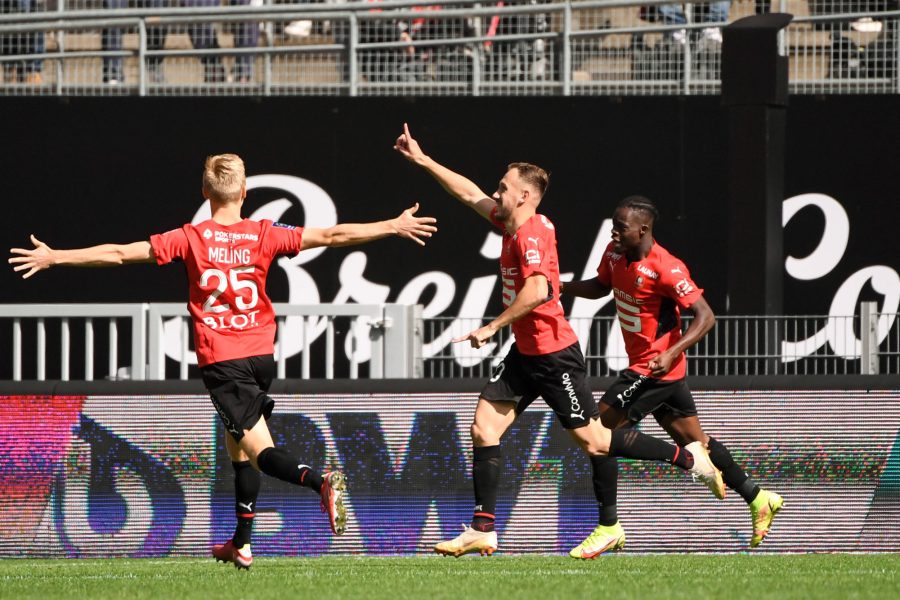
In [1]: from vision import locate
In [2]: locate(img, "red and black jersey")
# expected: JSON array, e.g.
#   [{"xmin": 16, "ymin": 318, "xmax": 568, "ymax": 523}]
[
  {"xmin": 596, "ymin": 240, "xmax": 703, "ymax": 380},
  {"xmin": 491, "ymin": 209, "xmax": 579, "ymax": 356},
  {"xmin": 150, "ymin": 218, "xmax": 304, "ymax": 367}
]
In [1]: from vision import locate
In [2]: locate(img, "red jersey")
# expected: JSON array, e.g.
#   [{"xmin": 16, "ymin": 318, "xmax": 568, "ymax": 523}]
[
  {"xmin": 596, "ymin": 241, "xmax": 703, "ymax": 380},
  {"xmin": 150, "ymin": 218, "xmax": 304, "ymax": 367},
  {"xmin": 491, "ymin": 209, "xmax": 579, "ymax": 355}
]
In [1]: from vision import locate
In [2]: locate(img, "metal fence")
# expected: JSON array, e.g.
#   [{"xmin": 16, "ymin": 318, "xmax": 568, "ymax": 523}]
[
  {"xmin": 2, "ymin": 301, "xmax": 897, "ymax": 380},
  {"xmin": 1, "ymin": 0, "xmax": 897, "ymax": 95},
  {"xmin": 1, "ymin": 302, "xmax": 422, "ymax": 380},
  {"xmin": 421, "ymin": 303, "xmax": 900, "ymax": 378}
]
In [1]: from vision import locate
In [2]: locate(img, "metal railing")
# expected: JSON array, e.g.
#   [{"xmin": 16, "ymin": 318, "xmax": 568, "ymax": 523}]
[
  {"xmin": 1, "ymin": 302, "xmax": 421, "ymax": 381},
  {"xmin": 0, "ymin": 0, "xmax": 897, "ymax": 95},
  {"xmin": 2, "ymin": 301, "xmax": 897, "ymax": 380},
  {"xmin": 422, "ymin": 302, "xmax": 900, "ymax": 377},
  {"xmin": 3, "ymin": 303, "xmax": 147, "ymax": 381}
]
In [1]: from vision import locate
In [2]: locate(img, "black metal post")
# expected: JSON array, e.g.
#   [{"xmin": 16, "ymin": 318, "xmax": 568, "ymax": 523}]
[{"xmin": 722, "ymin": 13, "xmax": 792, "ymax": 372}]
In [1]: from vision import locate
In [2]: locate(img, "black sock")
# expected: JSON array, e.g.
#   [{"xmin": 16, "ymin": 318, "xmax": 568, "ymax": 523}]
[
  {"xmin": 231, "ymin": 460, "xmax": 260, "ymax": 547},
  {"xmin": 610, "ymin": 429, "xmax": 692, "ymax": 469},
  {"xmin": 256, "ymin": 447, "xmax": 324, "ymax": 492},
  {"xmin": 472, "ymin": 445, "xmax": 501, "ymax": 532},
  {"xmin": 590, "ymin": 454, "xmax": 618, "ymax": 526},
  {"xmin": 707, "ymin": 437, "xmax": 760, "ymax": 503}
]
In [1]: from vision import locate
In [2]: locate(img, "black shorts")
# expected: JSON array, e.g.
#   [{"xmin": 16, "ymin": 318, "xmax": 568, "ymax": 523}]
[
  {"xmin": 600, "ymin": 369, "xmax": 697, "ymax": 424},
  {"xmin": 200, "ymin": 354, "xmax": 276, "ymax": 442},
  {"xmin": 480, "ymin": 342, "xmax": 599, "ymax": 429}
]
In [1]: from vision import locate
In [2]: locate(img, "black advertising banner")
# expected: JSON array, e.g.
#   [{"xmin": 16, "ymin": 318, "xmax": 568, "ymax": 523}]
[{"xmin": 3, "ymin": 95, "xmax": 897, "ymax": 321}]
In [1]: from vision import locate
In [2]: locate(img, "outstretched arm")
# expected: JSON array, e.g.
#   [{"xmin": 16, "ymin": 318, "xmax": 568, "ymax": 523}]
[
  {"xmin": 9, "ymin": 235, "xmax": 155, "ymax": 279},
  {"xmin": 300, "ymin": 202, "xmax": 437, "ymax": 250},
  {"xmin": 454, "ymin": 274, "xmax": 550, "ymax": 348},
  {"xmin": 394, "ymin": 122, "xmax": 495, "ymax": 222},
  {"xmin": 647, "ymin": 295, "xmax": 716, "ymax": 376},
  {"xmin": 560, "ymin": 277, "xmax": 611, "ymax": 299}
]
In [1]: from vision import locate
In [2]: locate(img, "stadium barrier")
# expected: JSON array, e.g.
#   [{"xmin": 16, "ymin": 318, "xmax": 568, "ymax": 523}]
[
  {"xmin": 1, "ymin": 303, "xmax": 423, "ymax": 381},
  {"xmin": 1, "ymin": 376, "xmax": 897, "ymax": 556},
  {"xmin": 2, "ymin": 302, "xmax": 897, "ymax": 381}
]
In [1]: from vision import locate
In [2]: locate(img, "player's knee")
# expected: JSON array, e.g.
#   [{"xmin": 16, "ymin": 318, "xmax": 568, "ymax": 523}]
[
  {"xmin": 582, "ymin": 440, "xmax": 610, "ymax": 456},
  {"xmin": 470, "ymin": 422, "xmax": 499, "ymax": 446},
  {"xmin": 574, "ymin": 421, "xmax": 611, "ymax": 455}
]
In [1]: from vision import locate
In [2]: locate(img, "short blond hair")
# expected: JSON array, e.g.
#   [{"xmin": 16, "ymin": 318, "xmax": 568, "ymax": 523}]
[{"xmin": 203, "ymin": 153, "xmax": 245, "ymax": 203}]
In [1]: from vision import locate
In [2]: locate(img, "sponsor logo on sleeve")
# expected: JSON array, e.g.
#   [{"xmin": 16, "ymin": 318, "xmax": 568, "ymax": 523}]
[
  {"xmin": 273, "ymin": 222, "xmax": 296, "ymax": 229},
  {"xmin": 674, "ymin": 278, "xmax": 695, "ymax": 297}
]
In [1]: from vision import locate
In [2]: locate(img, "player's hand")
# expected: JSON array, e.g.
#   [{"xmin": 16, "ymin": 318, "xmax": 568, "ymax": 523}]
[
  {"xmin": 452, "ymin": 323, "xmax": 497, "ymax": 349},
  {"xmin": 647, "ymin": 351, "xmax": 675, "ymax": 377},
  {"xmin": 391, "ymin": 203, "xmax": 438, "ymax": 246},
  {"xmin": 394, "ymin": 122, "xmax": 427, "ymax": 164},
  {"xmin": 8, "ymin": 234, "xmax": 54, "ymax": 279}
]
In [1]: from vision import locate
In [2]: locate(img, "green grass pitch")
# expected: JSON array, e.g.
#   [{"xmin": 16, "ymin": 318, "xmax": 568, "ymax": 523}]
[{"xmin": 2, "ymin": 554, "xmax": 897, "ymax": 599}]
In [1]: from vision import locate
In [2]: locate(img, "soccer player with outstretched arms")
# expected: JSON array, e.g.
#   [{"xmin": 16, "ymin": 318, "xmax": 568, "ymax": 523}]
[{"xmin": 9, "ymin": 153, "xmax": 438, "ymax": 568}]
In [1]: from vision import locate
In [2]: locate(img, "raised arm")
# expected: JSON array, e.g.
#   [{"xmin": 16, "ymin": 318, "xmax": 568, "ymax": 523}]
[
  {"xmin": 394, "ymin": 122, "xmax": 496, "ymax": 222},
  {"xmin": 300, "ymin": 202, "xmax": 437, "ymax": 250},
  {"xmin": 454, "ymin": 273, "xmax": 550, "ymax": 348},
  {"xmin": 9, "ymin": 235, "xmax": 155, "ymax": 279},
  {"xmin": 560, "ymin": 276, "xmax": 611, "ymax": 299}
]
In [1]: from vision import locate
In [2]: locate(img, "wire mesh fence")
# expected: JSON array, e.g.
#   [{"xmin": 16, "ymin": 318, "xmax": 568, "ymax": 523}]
[{"xmin": 1, "ymin": 0, "xmax": 896, "ymax": 95}]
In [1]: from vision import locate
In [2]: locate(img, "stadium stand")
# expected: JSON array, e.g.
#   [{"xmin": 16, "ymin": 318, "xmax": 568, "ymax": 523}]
[{"xmin": 0, "ymin": 0, "xmax": 896, "ymax": 94}]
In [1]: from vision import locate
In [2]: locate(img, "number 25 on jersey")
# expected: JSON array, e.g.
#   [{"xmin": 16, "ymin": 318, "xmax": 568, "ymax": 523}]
[{"xmin": 200, "ymin": 266, "xmax": 261, "ymax": 330}]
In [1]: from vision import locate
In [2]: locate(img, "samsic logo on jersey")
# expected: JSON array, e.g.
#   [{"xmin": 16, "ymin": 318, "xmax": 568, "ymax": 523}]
[{"xmin": 674, "ymin": 278, "xmax": 695, "ymax": 297}]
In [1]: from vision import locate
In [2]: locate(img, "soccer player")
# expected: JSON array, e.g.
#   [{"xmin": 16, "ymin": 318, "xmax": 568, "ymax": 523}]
[
  {"xmin": 561, "ymin": 195, "xmax": 784, "ymax": 552},
  {"xmin": 8, "ymin": 153, "xmax": 438, "ymax": 569},
  {"xmin": 394, "ymin": 124, "xmax": 723, "ymax": 558}
]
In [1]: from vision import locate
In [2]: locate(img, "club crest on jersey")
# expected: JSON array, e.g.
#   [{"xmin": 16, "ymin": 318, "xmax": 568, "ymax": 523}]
[
  {"xmin": 203, "ymin": 229, "xmax": 213, "ymax": 239},
  {"xmin": 273, "ymin": 222, "xmax": 296, "ymax": 229},
  {"xmin": 635, "ymin": 276, "xmax": 644, "ymax": 287}
]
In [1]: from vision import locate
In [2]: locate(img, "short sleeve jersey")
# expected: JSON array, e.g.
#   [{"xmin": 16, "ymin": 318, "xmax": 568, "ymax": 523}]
[
  {"xmin": 491, "ymin": 209, "xmax": 579, "ymax": 355},
  {"xmin": 150, "ymin": 218, "xmax": 304, "ymax": 367},
  {"xmin": 596, "ymin": 241, "xmax": 703, "ymax": 380}
]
